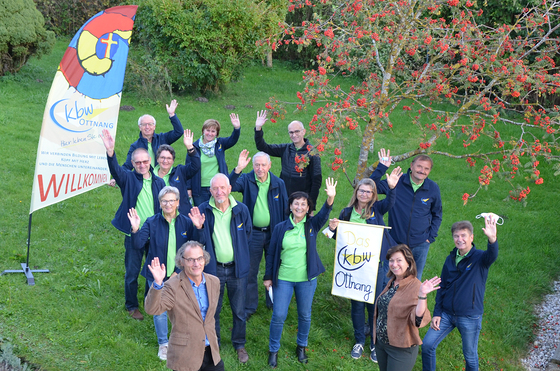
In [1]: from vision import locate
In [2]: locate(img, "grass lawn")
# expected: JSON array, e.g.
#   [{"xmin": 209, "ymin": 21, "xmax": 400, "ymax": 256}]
[{"xmin": 1, "ymin": 38, "xmax": 559, "ymax": 370}]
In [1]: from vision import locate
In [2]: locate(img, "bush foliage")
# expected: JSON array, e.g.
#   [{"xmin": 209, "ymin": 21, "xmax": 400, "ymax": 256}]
[
  {"xmin": 130, "ymin": 0, "xmax": 282, "ymax": 94},
  {"xmin": 33, "ymin": 0, "xmax": 121, "ymax": 36},
  {"xmin": 0, "ymin": 0, "xmax": 55, "ymax": 76}
]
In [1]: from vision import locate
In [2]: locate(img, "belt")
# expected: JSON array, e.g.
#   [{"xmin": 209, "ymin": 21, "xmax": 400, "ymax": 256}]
[
  {"xmin": 253, "ymin": 226, "xmax": 270, "ymax": 232},
  {"xmin": 217, "ymin": 261, "xmax": 234, "ymax": 267}
]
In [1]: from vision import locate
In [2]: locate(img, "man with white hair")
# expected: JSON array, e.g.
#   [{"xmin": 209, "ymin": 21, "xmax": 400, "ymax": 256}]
[
  {"xmin": 122, "ymin": 99, "xmax": 184, "ymax": 170},
  {"xmin": 229, "ymin": 150, "xmax": 288, "ymax": 318},
  {"xmin": 197, "ymin": 174, "xmax": 253, "ymax": 364},
  {"xmin": 254, "ymin": 111, "xmax": 322, "ymax": 210}
]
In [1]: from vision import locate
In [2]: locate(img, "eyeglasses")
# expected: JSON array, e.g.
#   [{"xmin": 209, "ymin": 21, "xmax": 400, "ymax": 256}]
[
  {"xmin": 183, "ymin": 256, "xmax": 204, "ymax": 264},
  {"xmin": 288, "ymin": 130, "xmax": 302, "ymax": 135},
  {"xmin": 140, "ymin": 122, "xmax": 155, "ymax": 127},
  {"xmin": 158, "ymin": 156, "xmax": 174, "ymax": 162},
  {"xmin": 357, "ymin": 189, "xmax": 373, "ymax": 195},
  {"xmin": 133, "ymin": 160, "xmax": 150, "ymax": 165},
  {"xmin": 161, "ymin": 199, "xmax": 178, "ymax": 205}
]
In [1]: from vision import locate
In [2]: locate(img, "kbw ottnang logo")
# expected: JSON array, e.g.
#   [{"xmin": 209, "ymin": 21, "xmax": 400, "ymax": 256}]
[{"xmin": 334, "ymin": 230, "xmax": 375, "ymax": 302}]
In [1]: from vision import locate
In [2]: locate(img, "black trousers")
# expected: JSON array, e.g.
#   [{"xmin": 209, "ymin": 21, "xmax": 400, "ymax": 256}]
[{"xmin": 198, "ymin": 346, "xmax": 224, "ymax": 371}]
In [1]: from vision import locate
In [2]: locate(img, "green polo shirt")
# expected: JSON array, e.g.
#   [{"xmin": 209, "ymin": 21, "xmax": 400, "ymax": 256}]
[
  {"xmin": 210, "ymin": 195, "xmax": 237, "ymax": 263},
  {"xmin": 252, "ymin": 172, "xmax": 271, "ymax": 228},
  {"xmin": 147, "ymin": 142, "xmax": 155, "ymax": 168},
  {"xmin": 135, "ymin": 175, "xmax": 154, "ymax": 228},
  {"xmin": 456, "ymin": 247, "xmax": 471, "ymax": 266},
  {"xmin": 154, "ymin": 165, "xmax": 171, "ymax": 186},
  {"xmin": 201, "ymin": 153, "xmax": 219, "ymax": 187},
  {"xmin": 411, "ymin": 174, "xmax": 424, "ymax": 192},
  {"xmin": 278, "ymin": 215, "xmax": 308, "ymax": 282},
  {"xmin": 166, "ymin": 213, "xmax": 177, "ymax": 277},
  {"xmin": 350, "ymin": 208, "xmax": 368, "ymax": 224}
]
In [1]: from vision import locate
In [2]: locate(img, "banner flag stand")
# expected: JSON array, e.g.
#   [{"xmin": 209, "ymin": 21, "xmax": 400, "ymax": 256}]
[{"xmin": 1, "ymin": 214, "xmax": 49, "ymax": 286}]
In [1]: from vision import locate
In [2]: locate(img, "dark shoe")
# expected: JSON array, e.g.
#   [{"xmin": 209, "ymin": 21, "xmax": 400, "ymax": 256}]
[
  {"xmin": 268, "ymin": 351, "xmax": 278, "ymax": 368},
  {"xmin": 128, "ymin": 309, "xmax": 144, "ymax": 321},
  {"xmin": 237, "ymin": 347, "xmax": 249, "ymax": 363},
  {"xmin": 370, "ymin": 346, "xmax": 378, "ymax": 363},
  {"xmin": 296, "ymin": 345, "xmax": 308, "ymax": 364},
  {"xmin": 351, "ymin": 343, "xmax": 364, "ymax": 359}
]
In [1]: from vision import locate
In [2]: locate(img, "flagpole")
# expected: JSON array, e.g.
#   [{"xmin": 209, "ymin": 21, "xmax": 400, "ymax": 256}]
[{"xmin": 1, "ymin": 213, "xmax": 49, "ymax": 286}]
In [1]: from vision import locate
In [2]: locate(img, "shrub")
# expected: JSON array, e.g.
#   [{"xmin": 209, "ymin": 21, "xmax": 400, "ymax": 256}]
[
  {"xmin": 0, "ymin": 0, "xmax": 55, "ymax": 76},
  {"xmin": 132, "ymin": 0, "xmax": 277, "ymax": 94}
]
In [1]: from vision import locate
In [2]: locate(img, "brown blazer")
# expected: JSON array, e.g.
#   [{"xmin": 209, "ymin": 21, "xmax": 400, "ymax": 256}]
[
  {"xmin": 373, "ymin": 275, "xmax": 431, "ymax": 348},
  {"xmin": 145, "ymin": 271, "xmax": 221, "ymax": 371}
]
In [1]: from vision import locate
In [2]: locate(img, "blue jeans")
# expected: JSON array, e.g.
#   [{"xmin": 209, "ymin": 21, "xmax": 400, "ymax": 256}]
[
  {"xmin": 411, "ymin": 241, "xmax": 431, "ymax": 280},
  {"xmin": 215, "ymin": 264, "xmax": 247, "ymax": 350},
  {"xmin": 421, "ymin": 311, "xmax": 483, "ymax": 371},
  {"xmin": 351, "ymin": 261, "xmax": 389, "ymax": 347},
  {"xmin": 245, "ymin": 229, "xmax": 272, "ymax": 315},
  {"xmin": 147, "ymin": 279, "xmax": 169, "ymax": 345},
  {"xmin": 194, "ymin": 187, "xmax": 211, "ymax": 207},
  {"xmin": 124, "ymin": 235, "xmax": 148, "ymax": 311},
  {"xmin": 269, "ymin": 278, "xmax": 318, "ymax": 352}
]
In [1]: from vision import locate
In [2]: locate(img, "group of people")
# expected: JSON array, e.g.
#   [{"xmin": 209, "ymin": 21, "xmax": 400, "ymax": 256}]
[{"xmin": 102, "ymin": 100, "xmax": 500, "ymax": 371}]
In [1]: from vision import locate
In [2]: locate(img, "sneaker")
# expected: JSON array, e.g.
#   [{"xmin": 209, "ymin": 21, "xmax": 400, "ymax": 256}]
[
  {"xmin": 158, "ymin": 344, "xmax": 168, "ymax": 361},
  {"xmin": 351, "ymin": 343, "xmax": 364, "ymax": 359},
  {"xmin": 370, "ymin": 346, "xmax": 378, "ymax": 363}
]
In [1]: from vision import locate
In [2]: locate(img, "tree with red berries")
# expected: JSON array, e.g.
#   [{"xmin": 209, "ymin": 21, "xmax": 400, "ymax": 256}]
[{"xmin": 265, "ymin": 0, "xmax": 560, "ymax": 203}]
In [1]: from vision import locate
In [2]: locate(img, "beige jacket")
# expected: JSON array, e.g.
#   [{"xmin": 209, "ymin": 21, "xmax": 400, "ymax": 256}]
[
  {"xmin": 145, "ymin": 271, "xmax": 221, "ymax": 371},
  {"xmin": 373, "ymin": 275, "xmax": 431, "ymax": 348}
]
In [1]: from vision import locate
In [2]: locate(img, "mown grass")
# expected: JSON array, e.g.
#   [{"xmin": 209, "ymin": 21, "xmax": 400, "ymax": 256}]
[{"xmin": 1, "ymin": 38, "xmax": 559, "ymax": 370}]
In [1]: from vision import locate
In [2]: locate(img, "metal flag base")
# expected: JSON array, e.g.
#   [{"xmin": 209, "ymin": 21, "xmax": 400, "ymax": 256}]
[
  {"xmin": 1, "ymin": 263, "xmax": 50, "ymax": 286},
  {"xmin": 1, "ymin": 213, "xmax": 49, "ymax": 286}
]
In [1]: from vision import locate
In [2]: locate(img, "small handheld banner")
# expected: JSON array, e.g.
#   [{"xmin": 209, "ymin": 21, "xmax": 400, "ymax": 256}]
[
  {"xmin": 29, "ymin": 5, "xmax": 138, "ymax": 213},
  {"xmin": 331, "ymin": 221, "xmax": 387, "ymax": 303}
]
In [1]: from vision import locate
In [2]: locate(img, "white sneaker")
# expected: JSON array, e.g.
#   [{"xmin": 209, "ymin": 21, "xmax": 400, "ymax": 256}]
[{"xmin": 158, "ymin": 344, "xmax": 168, "ymax": 361}]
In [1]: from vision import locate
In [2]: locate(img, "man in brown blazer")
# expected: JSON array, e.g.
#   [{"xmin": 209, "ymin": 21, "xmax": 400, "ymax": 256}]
[{"xmin": 145, "ymin": 241, "xmax": 224, "ymax": 371}]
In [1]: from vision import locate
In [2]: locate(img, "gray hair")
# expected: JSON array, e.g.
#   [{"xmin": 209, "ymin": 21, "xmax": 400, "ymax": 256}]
[
  {"xmin": 288, "ymin": 120, "xmax": 305, "ymax": 130},
  {"xmin": 138, "ymin": 114, "xmax": 156, "ymax": 127},
  {"xmin": 210, "ymin": 173, "xmax": 230, "ymax": 187},
  {"xmin": 158, "ymin": 186, "xmax": 180, "ymax": 202},
  {"xmin": 175, "ymin": 241, "xmax": 211, "ymax": 269},
  {"xmin": 131, "ymin": 148, "xmax": 149, "ymax": 162},
  {"xmin": 451, "ymin": 220, "xmax": 474, "ymax": 235},
  {"xmin": 252, "ymin": 151, "xmax": 271, "ymax": 164}
]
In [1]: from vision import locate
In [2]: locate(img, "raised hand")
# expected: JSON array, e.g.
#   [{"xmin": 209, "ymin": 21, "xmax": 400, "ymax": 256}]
[
  {"xmin": 328, "ymin": 218, "xmax": 339, "ymax": 231},
  {"xmin": 255, "ymin": 110, "xmax": 268, "ymax": 130},
  {"xmin": 127, "ymin": 208, "xmax": 141, "ymax": 233},
  {"xmin": 188, "ymin": 207, "xmax": 206, "ymax": 229},
  {"xmin": 378, "ymin": 148, "xmax": 392, "ymax": 167},
  {"xmin": 147, "ymin": 257, "xmax": 166, "ymax": 286},
  {"xmin": 387, "ymin": 166, "xmax": 403, "ymax": 189},
  {"xmin": 166, "ymin": 99, "xmax": 178, "ymax": 117},
  {"xmin": 235, "ymin": 149, "xmax": 251, "ymax": 173},
  {"xmin": 230, "ymin": 113, "xmax": 241, "ymax": 129},
  {"xmin": 419, "ymin": 276, "xmax": 441, "ymax": 296},
  {"xmin": 100, "ymin": 129, "xmax": 115, "ymax": 156},
  {"xmin": 325, "ymin": 177, "xmax": 337, "ymax": 205},
  {"xmin": 482, "ymin": 214, "xmax": 498, "ymax": 244},
  {"xmin": 183, "ymin": 129, "xmax": 194, "ymax": 150}
]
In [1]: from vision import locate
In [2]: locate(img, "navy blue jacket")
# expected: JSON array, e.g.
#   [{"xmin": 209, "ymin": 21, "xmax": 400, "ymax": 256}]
[
  {"xmin": 228, "ymin": 170, "xmax": 288, "ymax": 230},
  {"xmin": 131, "ymin": 213, "xmax": 203, "ymax": 282},
  {"xmin": 107, "ymin": 152, "xmax": 166, "ymax": 234},
  {"xmin": 255, "ymin": 128, "xmax": 322, "ymax": 209},
  {"xmin": 433, "ymin": 240, "xmax": 498, "ymax": 317},
  {"xmin": 186, "ymin": 128, "xmax": 240, "ymax": 198},
  {"xmin": 335, "ymin": 188, "xmax": 397, "ymax": 261},
  {"xmin": 370, "ymin": 163, "xmax": 442, "ymax": 247},
  {"xmin": 167, "ymin": 150, "xmax": 201, "ymax": 215},
  {"xmin": 264, "ymin": 201, "xmax": 333, "ymax": 286},
  {"xmin": 123, "ymin": 115, "xmax": 184, "ymax": 170},
  {"xmin": 198, "ymin": 198, "xmax": 252, "ymax": 278}
]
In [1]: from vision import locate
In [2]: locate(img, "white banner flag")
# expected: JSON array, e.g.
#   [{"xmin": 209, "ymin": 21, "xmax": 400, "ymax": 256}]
[
  {"xmin": 331, "ymin": 221, "xmax": 387, "ymax": 303},
  {"xmin": 29, "ymin": 6, "xmax": 138, "ymax": 213}
]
